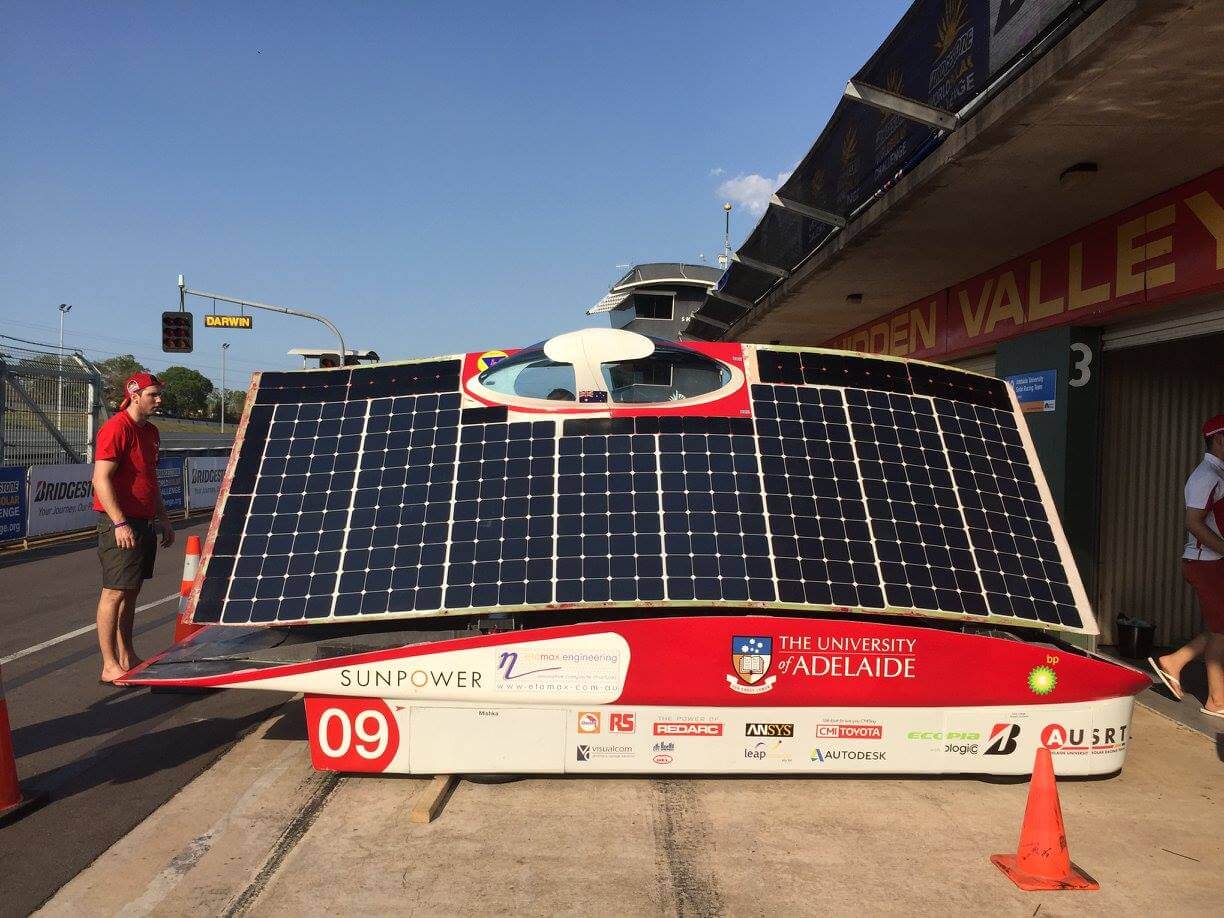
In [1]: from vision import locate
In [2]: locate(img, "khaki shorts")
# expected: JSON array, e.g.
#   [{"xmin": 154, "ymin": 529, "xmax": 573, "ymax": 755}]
[{"xmin": 97, "ymin": 513, "xmax": 157, "ymax": 590}]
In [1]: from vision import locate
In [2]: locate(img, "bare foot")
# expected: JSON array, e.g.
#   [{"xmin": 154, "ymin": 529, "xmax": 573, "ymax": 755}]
[
  {"xmin": 118, "ymin": 656, "xmax": 143, "ymax": 672},
  {"xmin": 99, "ymin": 668, "xmax": 127, "ymax": 683}
]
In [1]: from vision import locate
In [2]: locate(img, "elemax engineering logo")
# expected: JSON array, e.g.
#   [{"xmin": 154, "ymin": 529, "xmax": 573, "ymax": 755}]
[
  {"xmin": 727, "ymin": 636, "xmax": 776, "ymax": 694},
  {"xmin": 654, "ymin": 722, "xmax": 723, "ymax": 737}
]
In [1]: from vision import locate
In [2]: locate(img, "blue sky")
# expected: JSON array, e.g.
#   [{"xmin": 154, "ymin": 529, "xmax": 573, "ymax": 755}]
[{"xmin": 1, "ymin": 1, "xmax": 909, "ymax": 389}]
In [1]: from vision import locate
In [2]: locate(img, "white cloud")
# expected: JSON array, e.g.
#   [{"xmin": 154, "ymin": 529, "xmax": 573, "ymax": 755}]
[
  {"xmin": 708, "ymin": 167, "xmax": 725, "ymax": 177},
  {"xmin": 716, "ymin": 169, "xmax": 793, "ymax": 215}
]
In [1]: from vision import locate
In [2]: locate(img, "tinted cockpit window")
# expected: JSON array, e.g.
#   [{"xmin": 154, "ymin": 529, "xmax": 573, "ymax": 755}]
[
  {"xmin": 601, "ymin": 344, "xmax": 731, "ymax": 404},
  {"xmin": 478, "ymin": 348, "xmax": 577, "ymax": 401}
]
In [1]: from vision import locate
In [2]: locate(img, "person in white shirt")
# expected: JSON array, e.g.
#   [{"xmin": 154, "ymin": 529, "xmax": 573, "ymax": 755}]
[{"xmin": 1151, "ymin": 414, "xmax": 1224, "ymax": 718}]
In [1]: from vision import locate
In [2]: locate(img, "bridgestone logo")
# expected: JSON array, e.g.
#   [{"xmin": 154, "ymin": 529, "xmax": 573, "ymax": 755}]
[
  {"xmin": 191, "ymin": 468, "xmax": 224, "ymax": 484},
  {"xmin": 33, "ymin": 480, "xmax": 92, "ymax": 502}
]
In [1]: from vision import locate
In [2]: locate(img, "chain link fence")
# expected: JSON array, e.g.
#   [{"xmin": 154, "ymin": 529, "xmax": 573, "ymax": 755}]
[{"xmin": 0, "ymin": 337, "xmax": 104, "ymax": 467}]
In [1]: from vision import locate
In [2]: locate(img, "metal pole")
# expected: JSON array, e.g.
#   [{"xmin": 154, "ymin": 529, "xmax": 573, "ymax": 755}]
[
  {"xmin": 177, "ymin": 276, "xmax": 348, "ymax": 365},
  {"xmin": 220, "ymin": 342, "xmax": 229, "ymax": 433},
  {"xmin": 56, "ymin": 303, "xmax": 72, "ymax": 455}
]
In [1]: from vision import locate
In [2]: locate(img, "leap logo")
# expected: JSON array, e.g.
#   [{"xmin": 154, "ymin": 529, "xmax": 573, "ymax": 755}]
[{"xmin": 984, "ymin": 723, "xmax": 1021, "ymax": 756}]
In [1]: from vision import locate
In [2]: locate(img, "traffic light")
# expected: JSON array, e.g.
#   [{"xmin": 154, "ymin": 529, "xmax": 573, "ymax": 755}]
[{"xmin": 162, "ymin": 311, "xmax": 194, "ymax": 353}]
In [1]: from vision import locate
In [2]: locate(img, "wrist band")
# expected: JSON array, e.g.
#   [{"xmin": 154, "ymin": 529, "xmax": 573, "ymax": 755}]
[{"xmin": 114, "ymin": 520, "xmax": 130, "ymax": 529}]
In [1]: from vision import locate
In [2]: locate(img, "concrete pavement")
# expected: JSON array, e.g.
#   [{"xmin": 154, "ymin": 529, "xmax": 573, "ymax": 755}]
[
  {"xmin": 36, "ymin": 702, "xmax": 1223, "ymax": 917},
  {"xmin": 0, "ymin": 518, "xmax": 290, "ymax": 917}
]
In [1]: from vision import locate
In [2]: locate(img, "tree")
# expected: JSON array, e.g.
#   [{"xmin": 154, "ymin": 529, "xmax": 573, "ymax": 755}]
[
  {"xmin": 206, "ymin": 388, "xmax": 247, "ymax": 424},
  {"xmin": 158, "ymin": 365, "xmax": 214, "ymax": 417},
  {"xmin": 95, "ymin": 354, "xmax": 147, "ymax": 409}
]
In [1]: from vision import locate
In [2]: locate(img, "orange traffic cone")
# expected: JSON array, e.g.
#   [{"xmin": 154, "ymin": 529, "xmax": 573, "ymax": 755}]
[
  {"xmin": 171, "ymin": 535, "xmax": 205, "ymax": 644},
  {"xmin": 991, "ymin": 746, "xmax": 1099, "ymax": 891},
  {"xmin": 1, "ymin": 664, "xmax": 45, "ymax": 826}
]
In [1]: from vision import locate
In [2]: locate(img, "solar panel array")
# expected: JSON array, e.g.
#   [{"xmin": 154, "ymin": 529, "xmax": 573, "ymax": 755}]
[{"xmin": 192, "ymin": 348, "xmax": 1089, "ymax": 633}]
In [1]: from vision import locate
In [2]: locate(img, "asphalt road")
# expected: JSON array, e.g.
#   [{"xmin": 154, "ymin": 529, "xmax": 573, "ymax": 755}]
[{"xmin": 0, "ymin": 517, "xmax": 290, "ymax": 917}]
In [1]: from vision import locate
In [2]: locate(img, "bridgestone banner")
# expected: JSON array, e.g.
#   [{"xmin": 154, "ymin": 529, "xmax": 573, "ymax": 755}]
[
  {"xmin": 26, "ymin": 463, "xmax": 95, "ymax": 537},
  {"xmin": 158, "ymin": 457, "xmax": 185, "ymax": 513},
  {"xmin": 0, "ymin": 466, "xmax": 27, "ymax": 542},
  {"xmin": 186, "ymin": 457, "xmax": 227, "ymax": 512}
]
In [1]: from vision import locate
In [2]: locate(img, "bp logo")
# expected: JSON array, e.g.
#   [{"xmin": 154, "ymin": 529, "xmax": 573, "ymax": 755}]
[
  {"xmin": 727, "ymin": 636, "xmax": 776, "ymax": 695},
  {"xmin": 1028, "ymin": 665, "xmax": 1057, "ymax": 696}
]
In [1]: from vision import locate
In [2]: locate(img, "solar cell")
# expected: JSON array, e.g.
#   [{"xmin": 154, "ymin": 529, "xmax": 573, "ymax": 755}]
[{"xmin": 192, "ymin": 345, "xmax": 1091, "ymax": 635}]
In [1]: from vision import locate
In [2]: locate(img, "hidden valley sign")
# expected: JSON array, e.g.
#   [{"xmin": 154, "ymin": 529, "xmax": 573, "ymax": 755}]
[{"xmin": 828, "ymin": 167, "xmax": 1224, "ymax": 360}]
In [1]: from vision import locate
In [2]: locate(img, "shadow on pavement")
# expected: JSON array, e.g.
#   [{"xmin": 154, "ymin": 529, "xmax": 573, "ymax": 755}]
[
  {"xmin": 21, "ymin": 696, "xmax": 289, "ymax": 804},
  {"xmin": 11, "ymin": 685, "xmax": 204, "ymax": 757}
]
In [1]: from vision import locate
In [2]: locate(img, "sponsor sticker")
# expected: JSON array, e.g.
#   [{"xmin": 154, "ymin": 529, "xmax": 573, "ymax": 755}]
[
  {"xmin": 654, "ymin": 722, "xmax": 723, "ymax": 737},
  {"xmin": 745, "ymin": 722, "xmax": 794, "ymax": 738},
  {"xmin": 575, "ymin": 743, "xmax": 634, "ymax": 762},
  {"xmin": 809, "ymin": 748, "xmax": 887, "ymax": 763},
  {"xmin": 577, "ymin": 711, "xmax": 600, "ymax": 734},
  {"xmin": 984, "ymin": 723, "xmax": 1021, "ymax": 756},
  {"xmin": 1041, "ymin": 723, "xmax": 1128, "ymax": 754},
  {"xmin": 816, "ymin": 724, "xmax": 883, "ymax": 740},
  {"xmin": 608, "ymin": 712, "xmax": 636, "ymax": 733}
]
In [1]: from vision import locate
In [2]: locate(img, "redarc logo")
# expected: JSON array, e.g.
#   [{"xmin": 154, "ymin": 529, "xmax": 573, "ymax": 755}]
[
  {"xmin": 745, "ymin": 722, "xmax": 794, "ymax": 737},
  {"xmin": 654, "ymin": 722, "xmax": 723, "ymax": 737}
]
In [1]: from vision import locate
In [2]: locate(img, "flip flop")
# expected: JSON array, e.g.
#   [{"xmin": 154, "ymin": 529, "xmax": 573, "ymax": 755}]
[
  {"xmin": 1200, "ymin": 707, "xmax": 1224, "ymax": 719},
  {"xmin": 1147, "ymin": 657, "xmax": 1183, "ymax": 700}
]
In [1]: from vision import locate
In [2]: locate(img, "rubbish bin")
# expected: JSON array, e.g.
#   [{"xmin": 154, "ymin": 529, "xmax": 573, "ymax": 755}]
[{"xmin": 1115, "ymin": 616, "xmax": 1155, "ymax": 660}]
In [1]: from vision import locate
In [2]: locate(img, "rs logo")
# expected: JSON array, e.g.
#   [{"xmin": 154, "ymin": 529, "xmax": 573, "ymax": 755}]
[{"xmin": 608, "ymin": 712, "xmax": 636, "ymax": 733}]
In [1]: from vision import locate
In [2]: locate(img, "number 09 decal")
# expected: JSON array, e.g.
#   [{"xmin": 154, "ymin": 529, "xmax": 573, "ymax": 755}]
[{"xmin": 304, "ymin": 696, "xmax": 400, "ymax": 773}]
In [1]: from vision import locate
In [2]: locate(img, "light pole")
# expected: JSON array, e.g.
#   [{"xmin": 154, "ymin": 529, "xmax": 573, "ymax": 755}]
[
  {"xmin": 56, "ymin": 303, "xmax": 73, "ymax": 432},
  {"xmin": 220, "ymin": 342, "xmax": 230, "ymax": 433}
]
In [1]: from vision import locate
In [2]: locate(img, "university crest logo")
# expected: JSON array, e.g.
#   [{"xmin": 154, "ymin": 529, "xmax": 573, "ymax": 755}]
[{"xmin": 727, "ymin": 636, "xmax": 776, "ymax": 695}]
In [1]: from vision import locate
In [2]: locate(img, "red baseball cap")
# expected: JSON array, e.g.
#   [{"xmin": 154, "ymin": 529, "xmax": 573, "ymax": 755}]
[
  {"xmin": 1204, "ymin": 414, "xmax": 1224, "ymax": 440},
  {"xmin": 120, "ymin": 372, "xmax": 163, "ymax": 409}
]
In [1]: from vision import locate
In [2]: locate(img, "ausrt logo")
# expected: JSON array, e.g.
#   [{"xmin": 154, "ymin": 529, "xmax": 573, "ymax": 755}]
[
  {"xmin": 818, "ymin": 724, "xmax": 883, "ymax": 740},
  {"xmin": 745, "ymin": 722, "xmax": 794, "ymax": 737},
  {"xmin": 1041, "ymin": 723, "xmax": 1129, "ymax": 751},
  {"xmin": 654, "ymin": 722, "xmax": 723, "ymax": 737},
  {"xmin": 985, "ymin": 723, "xmax": 1021, "ymax": 755},
  {"xmin": 608, "ymin": 712, "xmax": 636, "ymax": 733}
]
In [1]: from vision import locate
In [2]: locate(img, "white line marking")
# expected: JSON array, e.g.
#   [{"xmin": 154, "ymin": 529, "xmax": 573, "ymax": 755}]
[{"xmin": 0, "ymin": 592, "xmax": 179, "ymax": 666}]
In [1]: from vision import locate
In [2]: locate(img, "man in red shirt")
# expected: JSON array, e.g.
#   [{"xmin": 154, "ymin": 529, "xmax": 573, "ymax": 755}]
[{"xmin": 92, "ymin": 372, "xmax": 175, "ymax": 684}]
